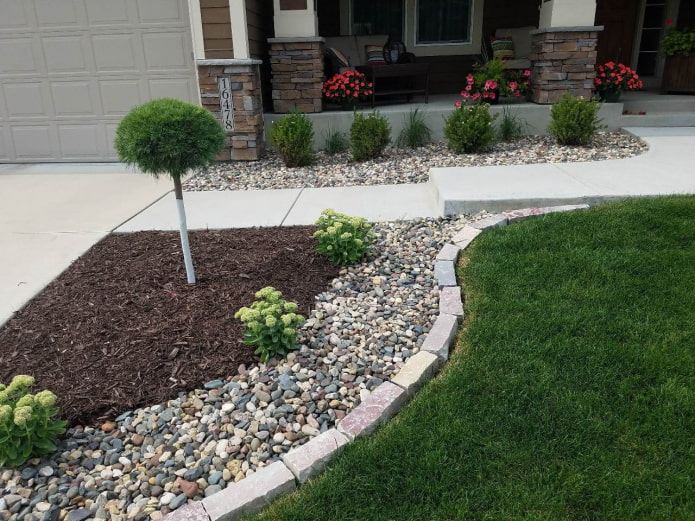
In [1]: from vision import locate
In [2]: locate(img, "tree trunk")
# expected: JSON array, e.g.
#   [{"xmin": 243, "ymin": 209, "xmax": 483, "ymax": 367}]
[{"xmin": 173, "ymin": 176, "xmax": 196, "ymax": 284}]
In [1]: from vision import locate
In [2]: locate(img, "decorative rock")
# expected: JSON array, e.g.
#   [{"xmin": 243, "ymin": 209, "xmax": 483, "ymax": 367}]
[
  {"xmin": 434, "ymin": 260, "xmax": 457, "ymax": 288},
  {"xmin": 420, "ymin": 314, "xmax": 459, "ymax": 361},
  {"xmin": 160, "ymin": 502, "xmax": 208, "ymax": 521},
  {"xmin": 67, "ymin": 509, "xmax": 93, "ymax": 521},
  {"xmin": 391, "ymin": 352, "xmax": 442, "ymax": 396},
  {"xmin": 201, "ymin": 461, "xmax": 296, "ymax": 521},
  {"xmin": 337, "ymin": 382, "xmax": 407, "ymax": 440},
  {"xmin": 281, "ymin": 429, "xmax": 349, "ymax": 484},
  {"xmin": 169, "ymin": 494, "xmax": 188, "ymax": 510},
  {"xmin": 38, "ymin": 466, "xmax": 54, "ymax": 477}
]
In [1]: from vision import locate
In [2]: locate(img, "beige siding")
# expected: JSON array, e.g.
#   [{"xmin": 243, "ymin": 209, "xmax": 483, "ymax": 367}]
[{"xmin": 201, "ymin": 0, "xmax": 233, "ymax": 58}]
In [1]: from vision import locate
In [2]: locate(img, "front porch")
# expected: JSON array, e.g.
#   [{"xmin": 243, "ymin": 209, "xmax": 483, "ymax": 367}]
[{"xmin": 264, "ymin": 90, "xmax": 695, "ymax": 147}]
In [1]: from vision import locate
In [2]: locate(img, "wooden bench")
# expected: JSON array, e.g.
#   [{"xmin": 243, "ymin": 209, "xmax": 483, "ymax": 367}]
[{"xmin": 355, "ymin": 63, "xmax": 430, "ymax": 108}]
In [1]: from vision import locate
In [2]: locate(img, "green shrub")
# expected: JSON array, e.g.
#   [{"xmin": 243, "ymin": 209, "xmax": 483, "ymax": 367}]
[
  {"xmin": 114, "ymin": 98, "xmax": 225, "ymax": 178},
  {"xmin": 313, "ymin": 209, "xmax": 375, "ymax": 266},
  {"xmin": 497, "ymin": 106, "xmax": 526, "ymax": 142},
  {"xmin": 234, "ymin": 287, "xmax": 305, "ymax": 363},
  {"xmin": 548, "ymin": 92, "xmax": 603, "ymax": 146},
  {"xmin": 323, "ymin": 127, "xmax": 348, "ymax": 155},
  {"xmin": 350, "ymin": 112, "xmax": 391, "ymax": 161},
  {"xmin": 0, "ymin": 375, "xmax": 66, "ymax": 467},
  {"xmin": 269, "ymin": 110, "xmax": 315, "ymax": 167},
  {"xmin": 444, "ymin": 104, "xmax": 497, "ymax": 153},
  {"xmin": 396, "ymin": 109, "xmax": 432, "ymax": 148}
]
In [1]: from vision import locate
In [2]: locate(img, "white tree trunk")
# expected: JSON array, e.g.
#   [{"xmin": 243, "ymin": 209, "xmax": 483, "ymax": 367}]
[{"xmin": 173, "ymin": 175, "xmax": 195, "ymax": 284}]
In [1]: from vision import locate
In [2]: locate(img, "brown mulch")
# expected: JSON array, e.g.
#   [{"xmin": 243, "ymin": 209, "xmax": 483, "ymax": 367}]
[{"xmin": 0, "ymin": 227, "xmax": 338, "ymax": 427}]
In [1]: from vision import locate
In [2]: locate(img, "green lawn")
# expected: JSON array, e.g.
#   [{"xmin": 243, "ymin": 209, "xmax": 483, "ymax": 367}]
[{"xmin": 250, "ymin": 197, "xmax": 695, "ymax": 521}]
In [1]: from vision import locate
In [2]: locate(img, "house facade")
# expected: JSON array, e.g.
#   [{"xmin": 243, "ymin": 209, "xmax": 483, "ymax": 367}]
[{"xmin": 0, "ymin": 0, "xmax": 691, "ymax": 163}]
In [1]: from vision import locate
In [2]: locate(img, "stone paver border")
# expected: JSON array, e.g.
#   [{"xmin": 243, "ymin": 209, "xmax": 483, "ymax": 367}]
[{"xmin": 162, "ymin": 204, "xmax": 590, "ymax": 521}]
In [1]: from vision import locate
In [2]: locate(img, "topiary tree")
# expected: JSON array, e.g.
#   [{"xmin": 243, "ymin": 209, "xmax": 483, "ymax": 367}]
[{"xmin": 115, "ymin": 98, "xmax": 225, "ymax": 283}]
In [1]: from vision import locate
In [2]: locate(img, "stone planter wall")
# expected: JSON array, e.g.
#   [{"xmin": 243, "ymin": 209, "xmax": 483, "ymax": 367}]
[
  {"xmin": 197, "ymin": 60, "xmax": 265, "ymax": 161},
  {"xmin": 529, "ymin": 27, "xmax": 601, "ymax": 104},
  {"xmin": 268, "ymin": 37, "xmax": 324, "ymax": 114}
]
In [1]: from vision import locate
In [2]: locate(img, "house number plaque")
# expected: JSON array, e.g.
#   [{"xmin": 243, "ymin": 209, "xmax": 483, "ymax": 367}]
[{"xmin": 218, "ymin": 77, "xmax": 234, "ymax": 131}]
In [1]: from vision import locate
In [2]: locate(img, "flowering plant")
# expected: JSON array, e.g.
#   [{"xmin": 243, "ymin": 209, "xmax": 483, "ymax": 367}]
[
  {"xmin": 661, "ymin": 19, "xmax": 695, "ymax": 56},
  {"xmin": 314, "ymin": 209, "xmax": 375, "ymax": 265},
  {"xmin": 593, "ymin": 61, "xmax": 643, "ymax": 97},
  {"xmin": 457, "ymin": 59, "xmax": 531, "ymax": 105},
  {"xmin": 322, "ymin": 70, "xmax": 373, "ymax": 104},
  {"xmin": 235, "ymin": 287, "xmax": 305, "ymax": 363},
  {"xmin": 0, "ymin": 375, "xmax": 66, "ymax": 467}
]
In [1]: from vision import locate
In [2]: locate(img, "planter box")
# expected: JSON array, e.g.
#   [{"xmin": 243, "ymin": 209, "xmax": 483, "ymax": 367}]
[{"xmin": 661, "ymin": 53, "xmax": 695, "ymax": 94}]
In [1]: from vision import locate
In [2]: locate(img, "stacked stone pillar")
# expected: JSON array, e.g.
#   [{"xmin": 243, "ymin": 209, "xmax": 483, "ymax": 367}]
[
  {"xmin": 528, "ymin": 27, "xmax": 602, "ymax": 104},
  {"xmin": 268, "ymin": 37, "xmax": 324, "ymax": 113},
  {"xmin": 197, "ymin": 59, "xmax": 264, "ymax": 161}
]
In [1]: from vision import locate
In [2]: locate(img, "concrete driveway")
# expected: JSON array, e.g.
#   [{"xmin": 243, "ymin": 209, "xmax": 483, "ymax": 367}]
[{"xmin": 0, "ymin": 163, "xmax": 171, "ymax": 326}]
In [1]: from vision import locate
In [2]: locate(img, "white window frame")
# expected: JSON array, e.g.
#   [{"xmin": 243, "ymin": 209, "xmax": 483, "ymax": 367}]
[{"xmin": 414, "ymin": 0, "xmax": 474, "ymax": 46}]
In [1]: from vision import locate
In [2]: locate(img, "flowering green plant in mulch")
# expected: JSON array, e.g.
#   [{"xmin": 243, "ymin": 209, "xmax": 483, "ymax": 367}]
[
  {"xmin": 0, "ymin": 375, "xmax": 66, "ymax": 467},
  {"xmin": 234, "ymin": 287, "xmax": 305, "ymax": 363},
  {"xmin": 593, "ymin": 61, "xmax": 643, "ymax": 97},
  {"xmin": 314, "ymin": 209, "xmax": 375, "ymax": 266},
  {"xmin": 458, "ymin": 59, "xmax": 531, "ymax": 104},
  {"xmin": 661, "ymin": 19, "xmax": 695, "ymax": 56}
]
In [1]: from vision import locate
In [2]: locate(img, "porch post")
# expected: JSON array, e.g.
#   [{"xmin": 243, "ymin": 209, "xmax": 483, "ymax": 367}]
[
  {"xmin": 529, "ymin": 0, "xmax": 602, "ymax": 104},
  {"xmin": 268, "ymin": 0, "xmax": 324, "ymax": 114}
]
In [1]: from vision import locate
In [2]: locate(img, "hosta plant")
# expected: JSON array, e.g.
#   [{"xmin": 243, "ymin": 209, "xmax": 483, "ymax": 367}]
[
  {"xmin": 0, "ymin": 375, "xmax": 66, "ymax": 468},
  {"xmin": 235, "ymin": 287, "xmax": 305, "ymax": 363},
  {"xmin": 314, "ymin": 209, "xmax": 375, "ymax": 266}
]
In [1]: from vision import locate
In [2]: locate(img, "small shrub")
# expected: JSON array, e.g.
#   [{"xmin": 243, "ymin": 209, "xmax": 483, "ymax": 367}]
[
  {"xmin": 548, "ymin": 92, "xmax": 603, "ymax": 146},
  {"xmin": 444, "ymin": 104, "xmax": 497, "ymax": 154},
  {"xmin": 269, "ymin": 110, "xmax": 314, "ymax": 167},
  {"xmin": 497, "ymin": 107, "xmax": 526, "ymax": 142},
  {"xmin": 314, "ymin": 209, "xmax": 375, "ymax": 266},
  {"xmin": 396, "ymin": 108, "xmax": 433, "ymax": 148},
  {"xmin": 234, "ymin": 287, "xmax": 305, "ymax": 363},
  {"xmin": 350, "ymin": 112, "xmax": 391, "ymax": 161},
  {"xmin": 323, "ymin": 128, "xmax": 348, "ymax": 155},
  {"xmin": 0, "ymin": 375, "xmax": 66, "ymax": 467}
]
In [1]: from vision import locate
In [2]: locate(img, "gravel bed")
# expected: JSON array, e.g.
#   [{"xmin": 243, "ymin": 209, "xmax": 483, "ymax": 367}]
[
  {"xmin": 0, "ymin": 214, "xmax": 473, "ymax": 521},
  {"xmin": 184, "ymin": 132, "xmax": 648, "ymax": 192}
]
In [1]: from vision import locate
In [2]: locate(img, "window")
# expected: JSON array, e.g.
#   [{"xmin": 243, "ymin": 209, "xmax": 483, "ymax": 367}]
[
  {"xmin": 417, "ymin": 0, "xmax": 472, "ymax": 44},
  {"xmin": 352, "ymin": 0, "xmax": 404, "ymax": 41}
]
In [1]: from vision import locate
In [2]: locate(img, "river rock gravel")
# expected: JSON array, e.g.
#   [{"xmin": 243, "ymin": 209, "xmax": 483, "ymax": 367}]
[
  {"xmin": 0, "ymin": 213, "xmax": 478, "ymax": 521},
  {"xmin": 184, "ymin": 132, "xmax": 648, "ymax": 192}
]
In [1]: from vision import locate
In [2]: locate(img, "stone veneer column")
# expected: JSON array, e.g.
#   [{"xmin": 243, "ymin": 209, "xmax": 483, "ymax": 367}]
[
  {"xmin": 196, "ymin": 59, "xmax": 264, "ymax": 161},
  {"xmin": 268, "ymin": 37, "xmax": 324, "ymax": 114},
  {"xmin": 528, "ymin": 27, "xmax": 602, "ymax": 104}
]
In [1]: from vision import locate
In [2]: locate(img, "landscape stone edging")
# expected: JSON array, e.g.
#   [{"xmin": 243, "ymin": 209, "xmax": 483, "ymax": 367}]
[{"xmin": 163, "ymin": 204, "xmax": 591, "ymax": 521}]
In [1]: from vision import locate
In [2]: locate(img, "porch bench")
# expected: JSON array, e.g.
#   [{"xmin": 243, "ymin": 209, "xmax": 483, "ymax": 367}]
[{"xmin": 355, "ymin": 63, "xmax": 430, "ymax": 107}]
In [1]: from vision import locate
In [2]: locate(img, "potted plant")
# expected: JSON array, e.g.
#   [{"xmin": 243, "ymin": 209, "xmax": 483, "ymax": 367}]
[
  {"xmin": 661, "ymin": 20, "xmax": 695, "ymax": 93},
  {"xmin": 459, "ymin": 59, "xmax": 531, "ymax": 105},
  {"xmin": 593, "ymin": 61, "xmax": 643, "ymax": 102},
  {"xmin": 322, "ymin": 70, "xmax": 374, "ymax": 110}
]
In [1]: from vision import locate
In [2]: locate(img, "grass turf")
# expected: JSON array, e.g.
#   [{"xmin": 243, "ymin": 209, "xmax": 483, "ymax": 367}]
[{"xmin": 249, "ymin": 197, "xmax": 695, "ymax": 521}]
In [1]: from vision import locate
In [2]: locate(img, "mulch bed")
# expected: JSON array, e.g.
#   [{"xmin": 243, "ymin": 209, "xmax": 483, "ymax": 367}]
[{"xmin": 0, "ymin": 227, "xmax": 338, "ymax": 427}]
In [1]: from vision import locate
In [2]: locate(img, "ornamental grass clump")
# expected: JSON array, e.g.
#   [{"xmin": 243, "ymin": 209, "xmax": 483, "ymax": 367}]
[
  {"xmin": 0, "ymin": 375, "xmax": 66, "ymax": 467},
  {"xmin": 235, "ymin": 287, "xmax": 305, "ymax": 363},
  {"xmin": 548, "ymin": 92, "xmax": 603, "ymax": 146},
  {"xmin": 396, "ymin": 108, "xmax": 433, "ymax": 149},
  {"xmin": 350, "ymin": 112, "xmax": 391, "ymax": 161},
  {"xmin": 444, "ymin": 103, "xmax": 497, "ymax": 153},
  {"xmin": 314, "ymin": 209, "xmax": 375, "ymax": 266},
  {"xmin": 269, "ymin": 110, "xmax": 315, "ymax": 167}
]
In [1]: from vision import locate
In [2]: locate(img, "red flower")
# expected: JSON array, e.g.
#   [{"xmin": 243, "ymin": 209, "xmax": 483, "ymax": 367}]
[{"xmin": 666, "ymin": 19, "xmax": 674, "ymax": 26}]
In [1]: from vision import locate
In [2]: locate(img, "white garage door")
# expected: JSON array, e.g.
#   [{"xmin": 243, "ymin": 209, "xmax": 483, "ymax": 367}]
[{"xmin": 0, "ymin": 0, "xmax": 199, "ymax": 162}]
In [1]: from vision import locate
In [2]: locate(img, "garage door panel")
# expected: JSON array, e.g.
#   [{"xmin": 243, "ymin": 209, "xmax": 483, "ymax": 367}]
[
  {"xmin": 0, "ymin": 38, "xmax": 40, "ymax": 74},
  {"xmin": 104, "ymin": 122, "xmax": 120, "ymax": 159},
  {"xmin": 42, "ymin": 35, "xmax": 90, "ymax": 74},
  {"xmin": 136, "ymin": 0, "xmax": 184, "ymax": 24},
  {"xmin": 0, "ymin": 127, "xmax": 10, "ymax": 160},
  {"xmin": 143, "ymin": 33, "xmax": 190, "ymax": 71},
  {"xmin": 91, "ymin": 34, "xmax": 142, "ymax": 72},
  {"xmin": 99, "ymin": 79, "xmax": 144, "ymax": 115},
  {"xmin": 4, "ymin": 82, "xmax": 50, "ymax": 119},
  {"xmin": 57, "ymin": 124, "xmax": 102, "ymax": 159},
  {"xmin": 51, "ymin": 81, "xmax": 98, "ymax": 117},
  {"xmin": 85, "ymin": 0, "xmax": 132, "ymax": 26},
  {"xmin": 0, "ymin": 0, "xmax": 34, "ymax": 29},
  {"xmin": 34, "ymin": 0, "xmax": 85, "ymax": 28},
  {"xmin": 148, "ymin": 78, "xmax": 194, "ymax": 101},
  {"xmin": 11, "ymin": 125, "xmax": 57, "ymax": 160}
]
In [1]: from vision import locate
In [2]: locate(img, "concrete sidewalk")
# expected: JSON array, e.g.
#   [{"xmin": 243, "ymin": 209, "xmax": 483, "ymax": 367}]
[{"xmin": 0, "ymin": 163, "xmax": 171, "ymax": 326}]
